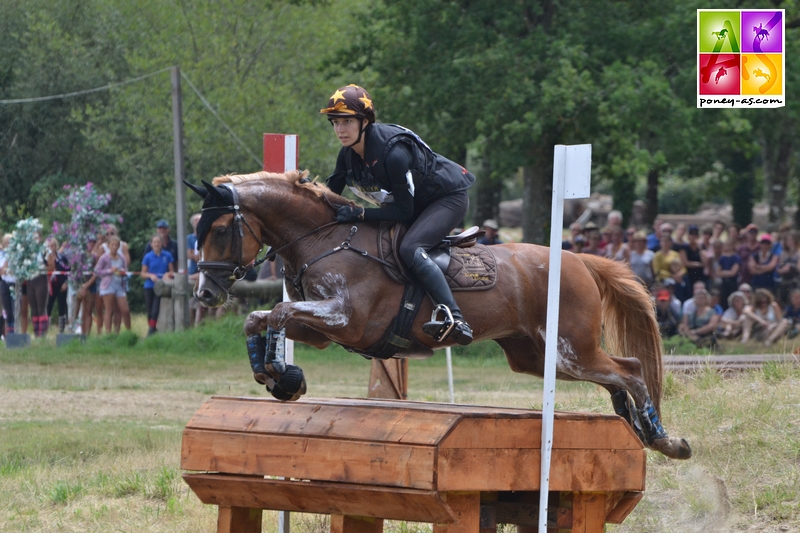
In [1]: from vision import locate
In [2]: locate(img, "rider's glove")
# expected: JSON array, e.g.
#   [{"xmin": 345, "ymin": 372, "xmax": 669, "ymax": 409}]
[{"xmin": 335, "ymin": 205, "xmax": 364, "ymax": 223}]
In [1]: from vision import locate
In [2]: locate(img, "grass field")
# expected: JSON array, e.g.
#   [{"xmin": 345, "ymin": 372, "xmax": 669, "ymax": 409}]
[{"xmin": 1, "ymin": 314, "xmax": 799, "ymax": 532}]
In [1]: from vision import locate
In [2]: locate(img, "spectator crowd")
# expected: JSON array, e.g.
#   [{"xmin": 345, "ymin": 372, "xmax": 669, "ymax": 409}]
[{"xmin": 562, "ymin": 212, "xmax": 800, "ymax": 349}]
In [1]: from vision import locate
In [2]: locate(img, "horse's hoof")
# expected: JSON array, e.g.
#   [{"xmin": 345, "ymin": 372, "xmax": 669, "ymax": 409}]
[
  {"xmin": 268, "ymin": 364, "xmax": 306, "ymax": 402},
  {"xmin": 651, "ymin": 437, "xmax": 693, "ymax": 460}
]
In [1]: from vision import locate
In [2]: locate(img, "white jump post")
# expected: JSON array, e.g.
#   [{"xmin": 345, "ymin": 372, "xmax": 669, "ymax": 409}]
[
  {"xmin": 263, "ymin": 133, "xmax": 299, "ymax": 533},
  {"xmin": 538, "ymin": 144, "xmax": 591, "ymax": 533}
]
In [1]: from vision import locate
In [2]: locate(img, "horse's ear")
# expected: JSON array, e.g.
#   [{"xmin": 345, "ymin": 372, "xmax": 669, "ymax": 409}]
[
  {"xmin": 184, "ymin": 180, "xmax": 207, "ymax": 199},
  {"xmin": 202, "ymin": 180, "xmax": 225, "ymax": 201}
]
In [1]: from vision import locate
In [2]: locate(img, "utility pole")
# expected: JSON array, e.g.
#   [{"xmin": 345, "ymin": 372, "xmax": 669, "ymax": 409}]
[{"xmin": 171, "ymin": 65, "xmax": 190, "ymax": 330}]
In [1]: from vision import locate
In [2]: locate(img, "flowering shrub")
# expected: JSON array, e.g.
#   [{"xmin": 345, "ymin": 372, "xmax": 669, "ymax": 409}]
[
  {"xmin": 51, "ymin": 182, "xmax": 121, "ymax": 288},
  {"xmin": 6, "ymin": 217, "xmax": 45, "ymax": 280}
]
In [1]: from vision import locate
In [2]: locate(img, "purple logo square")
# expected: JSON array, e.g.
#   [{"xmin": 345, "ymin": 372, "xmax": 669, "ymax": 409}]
[{"xmin": 741, "ymin": 11, "xmax": 782, "ymax": 53}]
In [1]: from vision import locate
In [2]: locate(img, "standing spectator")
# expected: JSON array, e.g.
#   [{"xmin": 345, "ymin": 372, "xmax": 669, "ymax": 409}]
[
  {"xmin": 143, "ymin": 220, "xmax": 178, "ymax": 271},
  {"xmin": 741, "ymin": 288, "xmax": 783, "ymax": 345},
  {"xmin": 706, "ymin": 239, "xmax": 723, "ymax": 290},
  {"xmin": 28, "ymin": 231, "xmax": 50, "ymax": 337},
  {"xmin": 655, "ymin": 289, "xmax": 680, "ymax": 338},
  {"xmin": 726, "ymin": 223, "xmax": 741, "ymax": 246},
  {"xmin": 699, "ymin": 224, "xmax": 714, "ymax": 251},
  {"xmin": 678, "ymin": 289, "xmax": 720, "ymax": 347},
  {"xmin": 477, "ymin": 219, "xmax": 503, "ymax": 245},
  {"xmin": 716, "ymin": 239, "xmax": 742, "ymax": 310},
  {"xmin": 673, "ymin": 223, "xmax": 688, "ymax": 252},
  {"xmin": 748, "ymin": 234, "xmax": 779, "ymax": 292},
  {"xmin": 0, "ymin": 234, "xmax": 14, "ymax": 335},
  {"xmin": 719, "ymin": 291, "xmax": 747, "ymax": 339},
  {"xmin": 563, "ymin": 222, "xmax": 583, "ymax": 250},
  {"xmin": 680, "ymin": 225, "xmax": 707, "ymax": 286},
  {"xmin": 775, "ymin": 230, "xmax": 800, "ymax": 307},
  {"xmin": 45, "ymin": 237, "xmax": 70, "ymax": 333},
  {"xmin": 606, "ymin": 210, "xmax": 623, "ymax": 229},
  {"xmin": 94, "ymin": 225, "xmax": 131, "ymax": 333},
  {"xmin": 76, "ymin": 236, "xmax": 99, "ymax": 336},
  {"xmin": 95, "ymin": 236, "xmax": 131, "ymax": 334},
  {"xmin": 582, "ymin": 226, "xmax": 606, "ymax": 256},
  {"xmin": 647, "ymin": 218, "xmax": 666, "ymax": 251},
  {"xmin": 711, "ymin": 220, "xmax": 726, "ymax": 244},
  {"xmin": 653, "ymin": 235, "xmax": 684, "ymax": 282},
  {"xmin": 95, "ymin": 224, "xmax": 131, "ymax": 265},
  {"xmin": 604, "ymin": 226, "xmax": 629, "ymax": 262},
  {"xmin": 737, "ymin": 224, "xmax": 760, "ymax": 284},
  {"xmin": 628, "ymin": 231, "xmax": 654, "ymax": 287},
  {"xmin": 187, "ymin": 213, "xmax": 201, "ymax": 275},
  {"xmin": 141, "ymin": 234, "xmax": 175, "ymax": 336}
]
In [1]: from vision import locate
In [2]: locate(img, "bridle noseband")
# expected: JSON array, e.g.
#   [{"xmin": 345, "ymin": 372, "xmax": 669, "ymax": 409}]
[{"xmin": 197, "ymin": 184, "xmax": 266, "ymax": 292}]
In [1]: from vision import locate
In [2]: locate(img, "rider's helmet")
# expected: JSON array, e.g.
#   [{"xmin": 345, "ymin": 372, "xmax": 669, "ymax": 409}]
[{"xmin": 320, "ymin": 84, "xmax": 375, "ymax": 124}]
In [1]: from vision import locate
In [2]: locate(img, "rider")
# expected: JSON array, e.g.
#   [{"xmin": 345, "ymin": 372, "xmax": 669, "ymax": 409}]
[{"xmin": 321, "ymin": 84, "xmax": 476, "ymax": 345}]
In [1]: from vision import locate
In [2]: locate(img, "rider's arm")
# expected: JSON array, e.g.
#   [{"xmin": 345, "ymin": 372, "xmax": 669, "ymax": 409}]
[
  {"xmin": 361, "ymin": 143, "xmax": 415, "ymax": 223},
  {"xmin": 325, "ymin": 149, "xmax": 348, "ymax": 195}
]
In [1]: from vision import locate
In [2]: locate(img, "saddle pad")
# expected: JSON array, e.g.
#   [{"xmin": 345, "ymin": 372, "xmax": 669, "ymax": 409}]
[{"xmin": 378, "ymin": 222, "xmax": 498, "ymax": 291}]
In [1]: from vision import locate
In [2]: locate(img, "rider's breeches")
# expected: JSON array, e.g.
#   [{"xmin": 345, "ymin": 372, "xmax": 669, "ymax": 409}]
[{"xmin": 398, "ymin": 190, "xmax": 469, "ymax": 267}]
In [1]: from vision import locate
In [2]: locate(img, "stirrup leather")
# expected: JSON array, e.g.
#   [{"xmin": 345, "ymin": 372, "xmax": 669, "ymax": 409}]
[{"xmin": 422, "ymin": 304, "xmax": 457, "ymax": 342}]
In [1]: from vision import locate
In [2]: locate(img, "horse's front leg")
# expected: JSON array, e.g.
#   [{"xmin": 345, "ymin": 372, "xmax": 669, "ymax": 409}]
[{"xmin": 245, "ymin": 310, "xmax": 334, "ymax": 349}]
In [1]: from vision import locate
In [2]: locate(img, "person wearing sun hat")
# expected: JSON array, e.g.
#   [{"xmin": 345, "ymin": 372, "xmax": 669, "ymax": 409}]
[
  {"xmin": 321, "ymin": 84, "xmax": 476, "ymax": 345},
  {"xmin": 748, "ymin": 232, "xmax": 779, "ymax": 292}
]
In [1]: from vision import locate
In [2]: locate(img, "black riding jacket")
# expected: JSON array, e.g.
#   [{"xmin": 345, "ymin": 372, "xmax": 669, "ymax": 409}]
[{"xmin": 326, "ymin": 123, "xmax": 475, "ymax": 223}]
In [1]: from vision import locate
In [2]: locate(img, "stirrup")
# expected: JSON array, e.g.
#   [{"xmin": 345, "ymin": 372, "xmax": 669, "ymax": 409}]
[
  {"xmin": 422, "ymin": 304, "xmax": 473, "ymax": 345},
  {"xmin": 422, "ymin": 304, "xmax": 456, "ymax": 342}
]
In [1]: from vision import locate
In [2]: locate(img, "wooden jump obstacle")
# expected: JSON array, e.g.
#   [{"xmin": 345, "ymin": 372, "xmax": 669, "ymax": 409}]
[{"xmin": 181, "ymin": 397, "xmax": 646, "ymax": 533}]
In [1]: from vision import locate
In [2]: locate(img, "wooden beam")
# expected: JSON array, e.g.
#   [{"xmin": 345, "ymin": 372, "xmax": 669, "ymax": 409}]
[
  {"xmin": 218, "ymin": 506, "xmax": 261, "ymax": 533},
  {"xmin": 331, "ymin": 515, "xmax": 384, "ymax": 533}
]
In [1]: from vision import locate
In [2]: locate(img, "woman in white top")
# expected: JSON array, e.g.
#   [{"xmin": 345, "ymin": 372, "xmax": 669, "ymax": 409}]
[
  {"xmin": 627, "ymin": 231, "xmax": 654, "ymax": 287},
  {"xmin": 741, "ymin": 288, "xmax": 783, "ymax": 344}
]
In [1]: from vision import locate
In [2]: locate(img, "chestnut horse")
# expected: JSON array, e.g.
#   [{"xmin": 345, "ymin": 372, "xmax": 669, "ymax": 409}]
[{"xmin": 188, "ymin": 170, "xmax": 691, "ymax": 460}]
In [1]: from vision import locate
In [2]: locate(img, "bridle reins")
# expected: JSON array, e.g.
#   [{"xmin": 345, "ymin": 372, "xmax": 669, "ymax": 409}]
[{"xmin": 196, "ymin": 182, "xmax": 393, "ymax": 300}]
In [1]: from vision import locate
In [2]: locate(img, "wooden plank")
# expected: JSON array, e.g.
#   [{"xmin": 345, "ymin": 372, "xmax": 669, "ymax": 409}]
[
  {"xmin": 182, "ymin": 474, "xmax": 457, "ymax": 523},
  {"xmin": 604, "ymin": 491, "xmax": 643, "ymax": 524},
  {"xmin": 437, "ymin": 449, "xmax": 646, "ymax": 492},
  {"xmin": 181, "ymin": 429, "xmax": 436, "ymax": 489},
  {"xmin": 570, "ymin": 493, "xmax": 606, "ymax": 533},
  {"xmin": 433, "ymin": 492, "xmax": 481, "ymax": 533},
  {"xmin": 186, "ymin": 397, "xmax": 459, "ymax": 446},
  {"xmin": 218, "ymin": 506, "xmax": 262, "ymax": 533},
  {"xmin": 331, "ymin": 515, "xmax": 384, "ymax": 533},
  {"xmin": 439, "ymin": 418, "xmax": 640, "ymax": 451}
]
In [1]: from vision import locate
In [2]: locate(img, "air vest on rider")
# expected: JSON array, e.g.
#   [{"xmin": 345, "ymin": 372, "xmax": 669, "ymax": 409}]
[{"xmin": 327, "ymin": 123, "xmax": 475, "ymax": 212}]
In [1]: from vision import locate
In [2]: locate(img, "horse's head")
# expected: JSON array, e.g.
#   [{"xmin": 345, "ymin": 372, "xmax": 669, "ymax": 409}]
[{"xmin": 185, "ymin": 180, "xmax": 265, "ymax": 307}]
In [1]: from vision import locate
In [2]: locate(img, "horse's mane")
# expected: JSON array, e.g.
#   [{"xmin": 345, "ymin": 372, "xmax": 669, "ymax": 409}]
[{"xmin": 212, "ymin": 169, "xmax": 333, "ymax": 199}]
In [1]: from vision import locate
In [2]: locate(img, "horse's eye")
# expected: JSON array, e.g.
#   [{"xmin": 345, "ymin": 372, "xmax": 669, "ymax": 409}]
[{"xmin": 215, "ymin": 226, "xmax": 228, "ymax": 237}]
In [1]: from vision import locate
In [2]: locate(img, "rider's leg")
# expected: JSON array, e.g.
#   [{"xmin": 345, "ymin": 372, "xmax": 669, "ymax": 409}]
[{"xmin": 399, "ymin": 191, "xmax": 472, "ymax": 345}]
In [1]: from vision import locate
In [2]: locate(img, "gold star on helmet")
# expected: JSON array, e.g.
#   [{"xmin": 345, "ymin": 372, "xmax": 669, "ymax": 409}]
[
  {"xmin": 331, "ymin": 89, "xmax": 346, "ymax": 103},
  {"xmin": 359, "ymin": 95, "xmax": 373, "ymax": 109}
]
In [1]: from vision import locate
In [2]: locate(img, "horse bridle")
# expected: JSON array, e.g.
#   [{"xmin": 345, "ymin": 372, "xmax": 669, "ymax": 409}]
[{"xmin": 197, "ymin": 184, "xmax": 267, "ymax": 292}]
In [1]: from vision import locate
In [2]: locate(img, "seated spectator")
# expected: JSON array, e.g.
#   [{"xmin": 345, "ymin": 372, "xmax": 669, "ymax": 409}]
[
  {"xmin": 678, "ymin": 288, "xmax": 719, "ymax": 347},
  {"xmin": 748, "ymin": 233, "xmax": 779, "ymax": 292},
  {"xmin": 655, "ymin": 289, "xmax": 680, "ymax": 338},
  {"xmin": 738, "ymin": 283, "xmax": 754, "ymax": 305},
  {"xmin": 682, "ymin": 280, "xmax": 710, "ymax": 318},
  {"xmin": 661, "ymin": 278, "xmax": 683, "ymax": 319},
  {"xmin": 781, "ymin": 289, "xmax": 800, "ymax": 340},
  {"xmin": 719, "ymin": 291, "xmax": 747, "ymax": 339},
  {"xmin": 741, "ymin": 288, "xmax": 783, "ymax": 345},
  {"xmin": 477, "ymin": 219, "xmax": 503, "ymax": 245},
  {"xmin": 628, "ymin": 231, "xmax": 654, "ymax": 287},
  {"xmin": 775, "ymin": 230, "xmax": 800, "ymax": 307}
]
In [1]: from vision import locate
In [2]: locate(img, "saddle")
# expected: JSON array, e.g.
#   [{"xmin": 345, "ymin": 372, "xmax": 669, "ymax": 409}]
[
  {"xmin": 342, "ymin": 223, "xmax": 498, "ymax": 361},
  {"xmin": 378, "ymin": 223, "xmax": 498, "ymax": 290}
]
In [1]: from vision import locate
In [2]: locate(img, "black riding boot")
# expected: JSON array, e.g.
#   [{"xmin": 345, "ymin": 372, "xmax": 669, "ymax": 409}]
[{"xmin": 409, "ymin": 248, "xmax": 473, "ymax": 345}]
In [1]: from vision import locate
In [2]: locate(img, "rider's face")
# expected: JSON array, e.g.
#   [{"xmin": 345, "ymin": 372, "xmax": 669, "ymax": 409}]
[{"xmin": 330, "ymin": 117, "xmax": 365, "ymax": 147}]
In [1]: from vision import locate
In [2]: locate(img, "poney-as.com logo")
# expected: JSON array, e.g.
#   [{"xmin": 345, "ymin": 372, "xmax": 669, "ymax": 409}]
[{"xmin": 697, "ymin": 9, "xmax": 785, "ymax": 108}]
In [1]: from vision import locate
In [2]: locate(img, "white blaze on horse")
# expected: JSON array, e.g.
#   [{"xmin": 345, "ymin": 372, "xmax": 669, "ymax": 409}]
[{"xmin": 187, "ymin": 170, "xmax": 691, "ymax": 460}]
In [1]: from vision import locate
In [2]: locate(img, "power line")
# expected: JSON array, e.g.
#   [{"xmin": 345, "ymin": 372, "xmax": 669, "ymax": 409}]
[
  {"xmin": 0, "ymin": 67, "xmax": 173, "ymax": 104},
  {"xmin": 180, "ymin": 71, "xmax": 262, "ymax": 166}
]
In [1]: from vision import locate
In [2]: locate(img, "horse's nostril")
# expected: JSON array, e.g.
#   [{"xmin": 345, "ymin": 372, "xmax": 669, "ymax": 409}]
[{"xmin": 199, "ymin": 289, "xmax": 213, "ymax": 300}]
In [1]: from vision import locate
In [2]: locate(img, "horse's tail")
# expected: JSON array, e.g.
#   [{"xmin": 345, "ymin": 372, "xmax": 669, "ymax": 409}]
[{"xmin": 578, "ymin": 254, "xmax": 664, "ymax": 414}]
